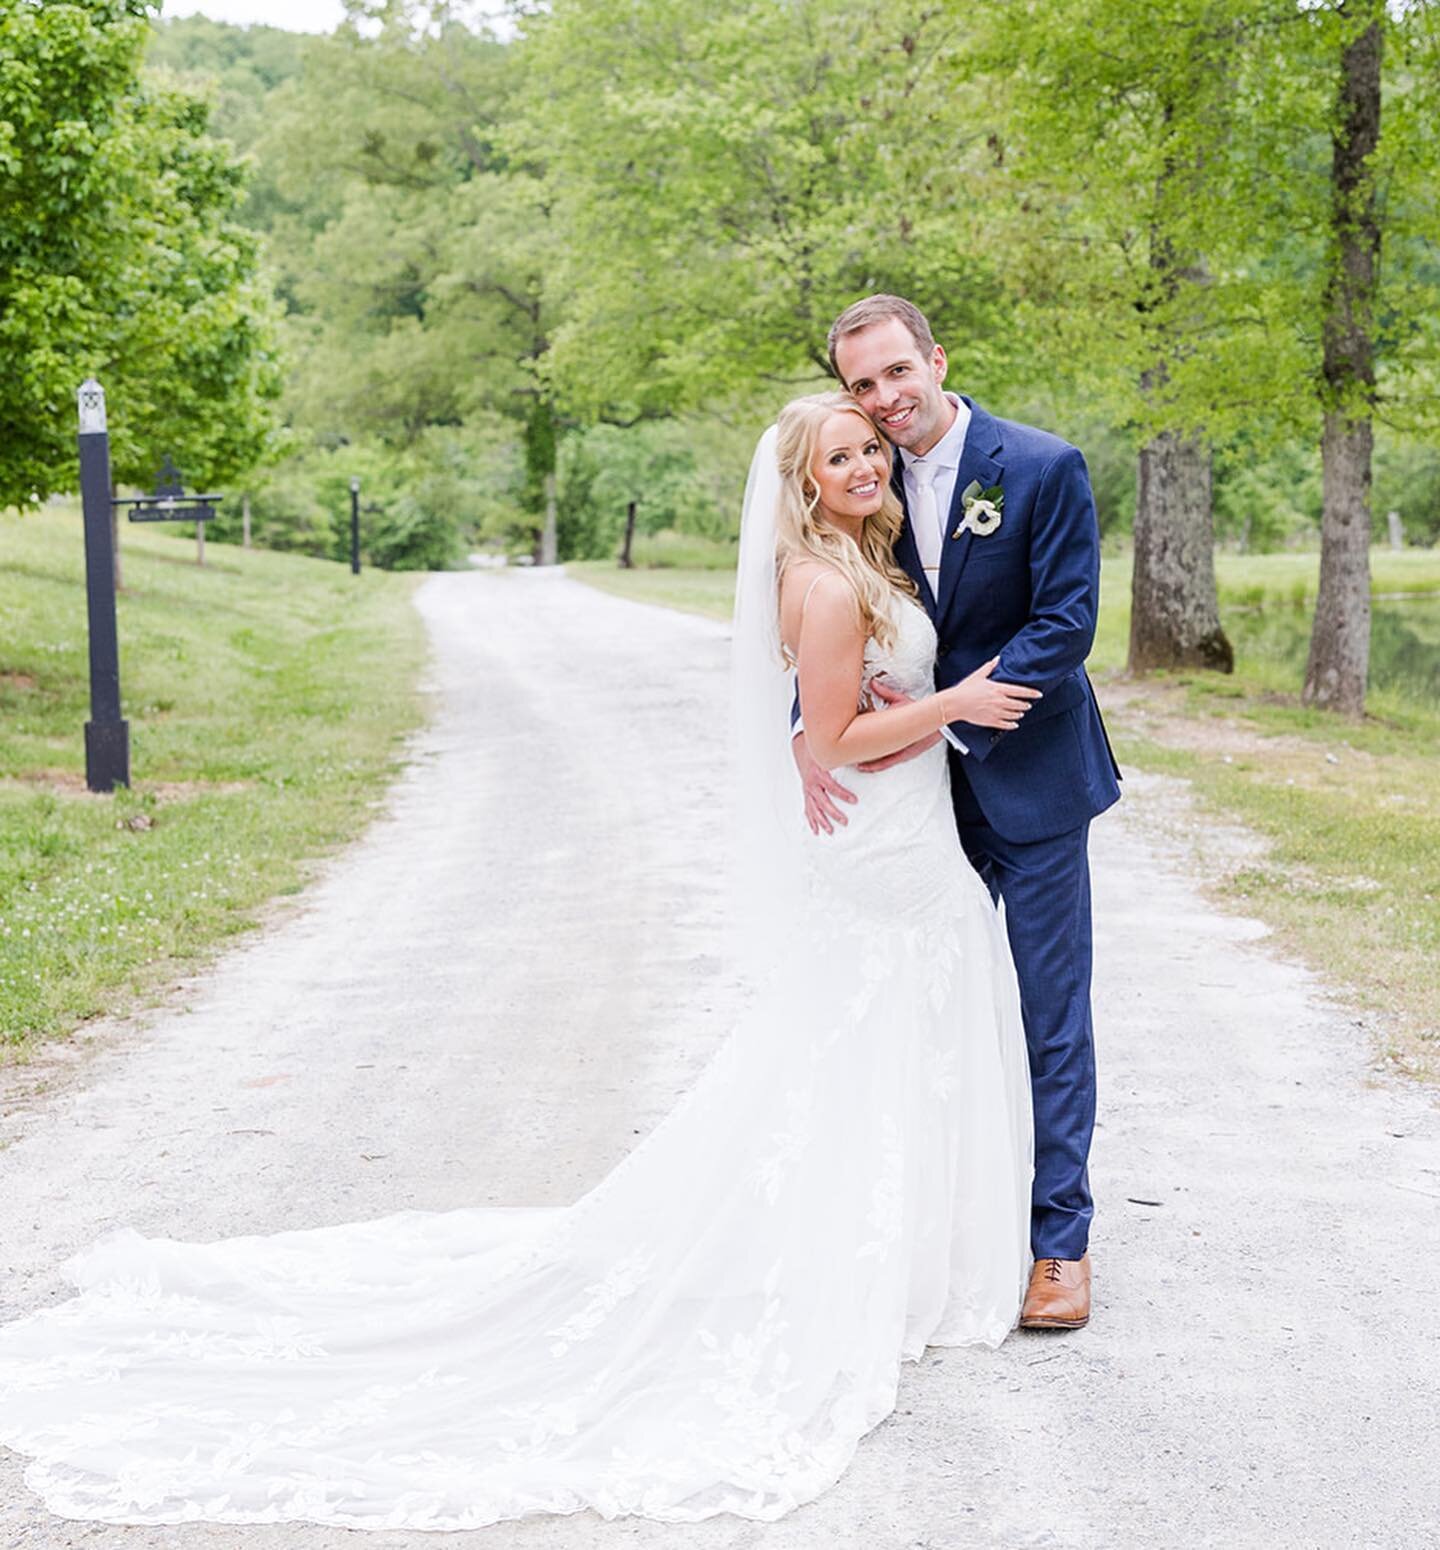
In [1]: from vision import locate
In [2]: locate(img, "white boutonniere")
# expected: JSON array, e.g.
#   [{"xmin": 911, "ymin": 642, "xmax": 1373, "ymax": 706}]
[{"xmin": 953, "ymin": 479, "xmax": 1004, "ymax": 538}]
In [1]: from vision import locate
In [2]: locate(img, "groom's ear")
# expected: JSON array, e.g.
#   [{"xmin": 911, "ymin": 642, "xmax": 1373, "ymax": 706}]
[{"xmin": 932, "ymin": 343, "xmax": 949, "ymax": 386}]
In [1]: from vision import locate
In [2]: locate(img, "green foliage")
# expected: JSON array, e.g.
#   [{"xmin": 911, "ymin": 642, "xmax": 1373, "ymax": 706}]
[
  {"xmin": 556, "ymin": 422, "xmax": 728, "ymax": 561},
  {"xmin": 1006, "ymin": 398, "xmax": 1136, "ymax": 537},
  {"xmin": 959, "ymin": 0, "xmax": 1440, "ymax": 467},
  {"xmin": 518, "ymin": 0, "xmax": 1017, "ymax": 419},
  {"xmin": 228, "ymin": 466, "xmax": 337, "ymax": 557},
  {"xmin": 184, "ymin": 4, "xmax": 562, "ymax": 561},
  {"xmin": 624, "ymin": 531, "xmax": 738, "ymax": 570},
  {"xmin": 114, "ymin": 0, "xmax": 1438, "ymax": 580},
  {"xmin": 203, "ymin": 422, "xmax": 523, "ymax": 570},
  {"xmin": 1213, "ymin": 438, "xmax": 1324, "ymax": 552},
  {"xmin": 1374, "ymin": 435, "xmax": 1440, "ymax": 546},
  {"xmin": 145, "ymin": 13, "xmax": 308, "ymax": 144},
  {"xmin": 0, "ymin": 0, "xmax": 284, "ymax": 508},
  {"xmin": 968, "ymin": 0, "xmax": 1298, "ymax": 444},
  {"xmin": 145, "ymin": 14, "xmax": 311, "ymax": 235}
]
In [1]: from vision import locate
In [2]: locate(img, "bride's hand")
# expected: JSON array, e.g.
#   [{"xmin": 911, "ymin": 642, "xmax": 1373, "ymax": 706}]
[{"xmin": 943, "ymin": 657, "xmax": 1042, "ymax": 731}]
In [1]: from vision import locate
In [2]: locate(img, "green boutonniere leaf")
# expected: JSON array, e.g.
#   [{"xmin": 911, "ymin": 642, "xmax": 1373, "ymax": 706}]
[{"xmin": 952, "ymin": 479, "xmax": 1005, "ymax": 539}]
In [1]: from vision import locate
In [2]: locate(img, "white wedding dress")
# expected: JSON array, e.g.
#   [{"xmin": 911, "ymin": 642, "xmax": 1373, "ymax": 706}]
[{"xmin": 0, "ymin": 591, "xmax": 1033, "ymax": 1531}]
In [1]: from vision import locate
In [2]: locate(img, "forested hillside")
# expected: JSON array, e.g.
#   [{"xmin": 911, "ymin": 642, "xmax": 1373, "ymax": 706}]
[
  {"xmin": 143, "ymin": 10, "xmax": 752, "ymax": 571},
  {"xmin": 139, "ymin": 3, "xmax": 1439, "ymax": 586}
]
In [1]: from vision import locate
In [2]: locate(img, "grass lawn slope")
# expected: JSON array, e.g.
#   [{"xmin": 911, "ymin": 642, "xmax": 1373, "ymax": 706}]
[{"xmin": 1, "ymin": 509, "xmax": 427, "ymax": 1056}]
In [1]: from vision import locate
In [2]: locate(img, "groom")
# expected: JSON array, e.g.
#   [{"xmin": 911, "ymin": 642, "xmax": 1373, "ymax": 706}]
[{"xmin": 793, "ymin": 293, "xmax": 1121, "ymax": 1330}]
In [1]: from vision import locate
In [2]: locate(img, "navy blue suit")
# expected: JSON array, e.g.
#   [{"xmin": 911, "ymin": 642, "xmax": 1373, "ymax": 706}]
[{"xmin": 897, "ymin": 398, "xmax": 1120, "ymax": 1259}]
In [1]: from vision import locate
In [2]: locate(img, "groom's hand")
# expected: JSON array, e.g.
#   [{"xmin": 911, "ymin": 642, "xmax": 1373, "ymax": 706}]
[
  {"xmin": 854, "ymin": 678, "xmax": 943, "ymax": 772},
  {"xmin": 792, "ymin": 732, "xmax": 857, "ymax": 836}
]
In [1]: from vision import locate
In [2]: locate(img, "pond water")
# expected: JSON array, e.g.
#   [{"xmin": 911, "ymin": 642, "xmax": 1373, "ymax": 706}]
[{"xmin": 1225, "ymin": 596, "xmax": 1440, "ymax": 708}]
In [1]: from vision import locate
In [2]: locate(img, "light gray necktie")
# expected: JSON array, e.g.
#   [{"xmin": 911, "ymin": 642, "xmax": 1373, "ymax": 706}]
[{"xmin": 911, "ymin": 458, "xmax": 943, "ymax": 597}]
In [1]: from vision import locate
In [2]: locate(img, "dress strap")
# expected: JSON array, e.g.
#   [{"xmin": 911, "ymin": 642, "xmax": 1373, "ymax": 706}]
[
  {"xmin": 783, "ymin": 569, "xmax": 839, "ymax": 666},
  {"xmin": 800, "ymin": 570, "xmax": 833, "ymax": 619}
]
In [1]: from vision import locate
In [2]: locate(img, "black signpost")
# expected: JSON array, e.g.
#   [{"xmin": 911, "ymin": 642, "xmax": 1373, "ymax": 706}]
[
  {"xmin": 349, "ymin": 477, "xmax": 361, "ymax": 576},
  {"xmin": 77, "ymin": 380, "xmax": 129, "ymax": 793},
  {"xmin": 74, "ymin": 377, "xmax": 225, "ymax": 793},
  {"xmin": 114, "ymin": 453, "xmax": 222, "ymax": 536}
]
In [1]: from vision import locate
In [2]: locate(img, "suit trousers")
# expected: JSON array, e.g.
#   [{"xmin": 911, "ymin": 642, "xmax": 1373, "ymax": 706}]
[{"xmin": 950, "ymin": 754, "xmax": 1096, "ymax": 1260}]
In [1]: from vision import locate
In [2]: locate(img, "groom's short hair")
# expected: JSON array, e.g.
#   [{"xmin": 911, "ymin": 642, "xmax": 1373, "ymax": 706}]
[{"xmin": 827, "ymin": 294, "xmax": 936, "ymax": 380}]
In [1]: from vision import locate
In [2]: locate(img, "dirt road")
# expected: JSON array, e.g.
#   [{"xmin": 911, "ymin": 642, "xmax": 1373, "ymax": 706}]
[{"xmin": 2, "ymin": 568, "xmax": 1436, "ymax": 1549}]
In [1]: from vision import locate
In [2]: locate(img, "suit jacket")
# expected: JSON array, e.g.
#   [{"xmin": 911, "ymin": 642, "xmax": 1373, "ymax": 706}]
[{"xmin": 895, "ymin": 397, "xmax": 1120, "ymax": 843}]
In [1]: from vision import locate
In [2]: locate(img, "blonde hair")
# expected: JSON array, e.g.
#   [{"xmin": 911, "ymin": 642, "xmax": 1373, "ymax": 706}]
[{"xmin": 773, "ymin": 392, "xmax": 916, "ymax": 651}]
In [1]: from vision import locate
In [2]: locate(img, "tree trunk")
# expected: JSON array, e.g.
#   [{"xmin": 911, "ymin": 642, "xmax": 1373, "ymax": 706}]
[
  {"xmin": 620, "ymin": 499, "xmax": 638, "ymax": 568},
  {"xmin": 242, "ymin": 491, "xmax": 251, "ymax": 549},
  {"xmin": 525, "ymin": 396, "xmax": 560, "ymax": 566},
  {"xmin": 1304, "ymin": 4, "xmax": 1383, "ymax": 717},
  {"xmin": 1127, "ymin": 85, "xmax": 1231, "ymax": 678},
  {"xmin": 1306, "ymin": 412, "xmax": 1373, "ymax": 713},
  {"xmin": 1128, "ymin": 432, "xmax": 1233, "ymax": 673}
]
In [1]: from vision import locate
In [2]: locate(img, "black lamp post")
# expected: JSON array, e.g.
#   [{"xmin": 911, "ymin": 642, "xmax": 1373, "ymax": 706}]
[
  {"xmin": 620, "ymin": 498, "xmax": 639, "ymax": 569},
  {"xmin": 349, "ymin": 477, "xmax": 361, "ymax": 575},
  {"xmin": 76, "ymin": 379, "xmax": 130, "ymax": 792}
]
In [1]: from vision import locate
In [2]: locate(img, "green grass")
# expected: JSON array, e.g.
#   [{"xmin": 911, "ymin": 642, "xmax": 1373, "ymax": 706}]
[
  {"xmin": 1215, "ymin": 548, "xmax": 1440, "ymax": 610},
  {"xmin": 567, "ymin": 560, "xmax": 736, "ymax": 620},
  {"xmin": 624, "ymin": 529, "xmax": 738, "ymax": 570},
  {"xmin": 1108, "ymin": 720, "xmax": 1440, "ymax": 1080},
  {"xmin": 569, "ymin": 547, "xmax": 1440, "ymax": 1080},
  {"xmin": 0, "ymin": 508, "xmax": 427, "ymax": 1054}
]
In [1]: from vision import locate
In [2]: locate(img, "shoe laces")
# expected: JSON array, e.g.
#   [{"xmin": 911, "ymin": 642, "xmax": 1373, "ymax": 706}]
[{"xmin": 1041, "ymin": 1258, "xmax": 1063, "ymax": 1283}]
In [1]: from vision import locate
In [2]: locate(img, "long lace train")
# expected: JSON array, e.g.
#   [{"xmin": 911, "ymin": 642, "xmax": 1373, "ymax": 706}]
[{"xmin": 0, "ymin": 597, "xmax": 1033, "ymax": 1529}]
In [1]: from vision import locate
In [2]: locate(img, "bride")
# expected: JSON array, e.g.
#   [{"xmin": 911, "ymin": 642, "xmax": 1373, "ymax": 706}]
[{"xmin": 0, "ymin": 392, "xmax": 1037, "ymax": 1531}]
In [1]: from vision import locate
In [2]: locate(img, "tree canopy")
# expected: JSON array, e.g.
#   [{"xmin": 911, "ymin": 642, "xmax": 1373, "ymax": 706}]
[
  {"xmin": 0, "ymin": 0, "xmax": 283, "ymax": 507},
  {"xmin": 6, "ymin": 0, "xmax": 1437, "ymax": 632}
]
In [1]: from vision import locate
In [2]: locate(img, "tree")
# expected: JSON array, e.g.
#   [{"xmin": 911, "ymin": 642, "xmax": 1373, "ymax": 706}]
[
  {"xmin": 146, "ymin": 14, "xmax": 314, "ymax": 239},
  {"xmin": 1238, "ymin": 0, "xmax": 1440, "ymax": 715},
  {"xmin": 0, "ymin": 0, "xmax": 283, "ymax": 509},
  {"xmin": 556, "ymin": 420, "xmax": 728, "ymax": 561},
  {"xmin": 258, "ymin": 4, "xmax": 568, "ymax": 559},
  {"xmin": 968, "ymin": 0, "xmax": 1257, "ymax": 676},
  {"xmin": 1303, "ymin": 0, "xmax": 1386, "ymax": 715},
  {"xmin": 518, "ymin": 0, "xmax": 1017, "ymax": 419}
]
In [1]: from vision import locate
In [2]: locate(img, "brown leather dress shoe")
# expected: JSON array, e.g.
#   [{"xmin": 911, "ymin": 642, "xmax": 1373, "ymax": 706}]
[{"xmin": 1019, "ymin": 1253, "xmax": 1091, "ymax": 1329}]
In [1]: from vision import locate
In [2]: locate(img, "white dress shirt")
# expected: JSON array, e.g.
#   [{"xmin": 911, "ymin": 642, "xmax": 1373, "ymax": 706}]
[{"xmin": 898, "ymin": 392, "xmax": 971, "ymax": 604}]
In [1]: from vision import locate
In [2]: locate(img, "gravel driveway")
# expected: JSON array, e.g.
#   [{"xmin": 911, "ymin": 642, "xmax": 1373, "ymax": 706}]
[{"xmin": 2, "ymin": 567, "xmax": 1437, "ymax": 1549}]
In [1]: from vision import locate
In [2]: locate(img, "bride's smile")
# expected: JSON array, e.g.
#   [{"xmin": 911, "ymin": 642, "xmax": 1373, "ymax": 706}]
[{"xmin": 808, "ymin": 412, "xmax": 890, "ymax": 533}]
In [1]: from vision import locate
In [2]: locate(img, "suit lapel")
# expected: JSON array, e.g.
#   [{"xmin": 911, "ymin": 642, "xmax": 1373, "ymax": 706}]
[
  {"xmin": 890, "ymin": 460, "xmax": 936, "ymax": 618},
  {"xmin": 937, "ymin": 398, "xmax": 1004, "ymax": 622}
]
